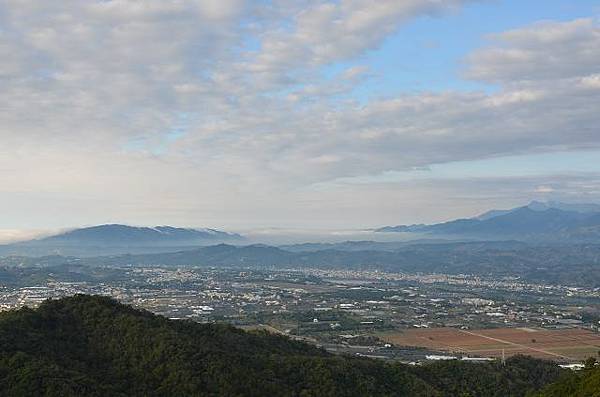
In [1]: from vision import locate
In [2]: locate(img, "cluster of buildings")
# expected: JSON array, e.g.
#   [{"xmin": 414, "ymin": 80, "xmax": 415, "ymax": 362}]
[{"xmin": 0, "ymin": 265, "xmax": 598, "ymax": 362}]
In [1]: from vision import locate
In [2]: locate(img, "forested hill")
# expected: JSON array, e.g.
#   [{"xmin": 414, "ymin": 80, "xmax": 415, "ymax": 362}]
[
  {"xmin": 0, "ymin": 295, "xmax": 563, "ymax": 396},
  {"xmin": 536, "ymin": 360, "xmax": 600, "ymax": 396}
]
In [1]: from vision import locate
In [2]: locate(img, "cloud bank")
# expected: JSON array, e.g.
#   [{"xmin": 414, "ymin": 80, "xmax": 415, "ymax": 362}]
[{"xmin": 0, "ymin": 1, "xmax": 599, "ymax": 229}]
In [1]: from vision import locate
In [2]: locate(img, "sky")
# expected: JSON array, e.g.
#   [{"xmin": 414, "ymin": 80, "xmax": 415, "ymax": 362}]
[{"xmin": 1, "ymin": 0, "xmax": 600, "ymax": 240}]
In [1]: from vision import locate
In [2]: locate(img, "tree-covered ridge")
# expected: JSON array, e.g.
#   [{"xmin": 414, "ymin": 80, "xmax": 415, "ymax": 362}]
[
  {"xmin": 0, "ymin": 295, "xmax": 563, "ymax": 396},
  {"xmin": 536, "ymin": 359, "xmax": 600, "ymax": 397}
]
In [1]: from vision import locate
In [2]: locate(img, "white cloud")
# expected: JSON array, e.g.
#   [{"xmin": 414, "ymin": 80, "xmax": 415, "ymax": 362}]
[
  {"xmin": 0, "ymin": 1, "xmax": 599, "ymax": 229},
  {"xmin": 0, "ymin": 229, "xmax": 55, "ymax": 244},
  {"xmin": 466, "ymin": 18, "xmax": 600, "ymax": 83},
  {"xmin": 535, "ymin": 185, "xmax": 555, "ymax": 193},
  {"xmin": 243, "ymin": 0, "xmax": 469, "ymax": 88}
]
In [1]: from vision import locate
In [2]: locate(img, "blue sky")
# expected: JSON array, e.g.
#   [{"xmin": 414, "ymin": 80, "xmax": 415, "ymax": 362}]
[
  {"xmin": 0, "ymin": 0, "xmax": 599, "ymax": 238},
  {"xmin": 322, "ymin": 0, "xmax": 600, "ymax": 193},
  {"xmin": 346, "ymin": 0, "xmax": 600, "ymax": 97},
  {"xmin": 327, "ymin": 150, "xmax": 600, "ymax": 185}
]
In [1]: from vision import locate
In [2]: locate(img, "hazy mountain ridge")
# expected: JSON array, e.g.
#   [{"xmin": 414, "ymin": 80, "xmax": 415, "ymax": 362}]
[
  {"xmin": 376, "ymin": 201, "xmax": 600, "ymax": 242},
  {"xmin": 0, "ymin": 224, "xmax": 244, "ymax": 257},
  {"xmin": 52, "ymin": 240, "xmax": 598, "ymax": 286},
  {"xmin": 42, "ymin": 224, "xmax": 242, "ymax": 244},
  {"xmin": 475, "ymin": 201, "xmax": 600, "ymax": 221},
  {"xmin": 279, "ymin": 240, "xmax": 453, "ymax": 252},
  {"xmin": 3, "ymin": 238, "xmax": 599, "ymax": 286}
]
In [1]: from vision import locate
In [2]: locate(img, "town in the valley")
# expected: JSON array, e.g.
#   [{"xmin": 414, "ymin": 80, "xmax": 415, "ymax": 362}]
[{"xmin": 2, "ymin": 264, "xmax": 598, "ymax": 367}]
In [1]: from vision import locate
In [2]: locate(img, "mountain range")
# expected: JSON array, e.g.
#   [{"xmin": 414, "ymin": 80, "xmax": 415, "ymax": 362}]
[
  {"xmin": 376, "ymin": 201, "xmax": 600, "ymax": 242},
  {"xmin": 38, "ymin": 240, "xmax": 590, "ymax": 287},
  {"xmin": 42, "ymin": 224, "xmax": 242, "ymax": 245},
  {"xmin": 2, "ymin": 200, "xmax": 600, "ymax": 259},
  {"xmin": 0, "ymin": 224, "xmax": 243, "ymax": 257}
]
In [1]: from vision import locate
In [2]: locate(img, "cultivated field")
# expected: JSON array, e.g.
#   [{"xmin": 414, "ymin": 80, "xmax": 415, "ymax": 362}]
[{"xmin": 379, "ymin": 327, "xmax": 600, "ymax": 362}]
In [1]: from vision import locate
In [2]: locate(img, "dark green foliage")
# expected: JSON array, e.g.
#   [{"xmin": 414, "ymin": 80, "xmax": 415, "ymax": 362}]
[
  {"xmin": 412, "ymin": 355, "xmax": 563, "ymax": 397},
  {"xmin": 536, "ymin": 364, "xmax": 600, "ymax": 396},
  {"xmin": 0, "ymin": 295, "xmax": 563, "ymax": 396}
]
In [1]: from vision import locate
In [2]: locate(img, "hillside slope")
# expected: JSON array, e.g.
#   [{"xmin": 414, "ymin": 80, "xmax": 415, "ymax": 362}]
[
  {"xmin": 536, "ymin": 362, "xmax": 600, "ymax": 396},
  {"xmin": 0, "ymin": 295, "xmax": 563, "ymax": 396}
]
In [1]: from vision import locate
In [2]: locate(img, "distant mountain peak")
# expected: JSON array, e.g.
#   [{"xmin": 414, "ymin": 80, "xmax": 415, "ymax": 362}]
[
  {"xmin": 43, "ymin": 224, "xmax": 243, "ymax": 243},
  {"xmin": 376, "ymin": 201, "xmax": 600, "ymax": 242},
  {"xmin": 0, "ymin": 224, "xmax": 245, "ymax": 256},
  {"xmin": 527, "ymin": 200, "xmax": 600, "ymax": 213},
  {"xmin": 474, "ymin": 200, "xmax": 600, "ymax": 221}
]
